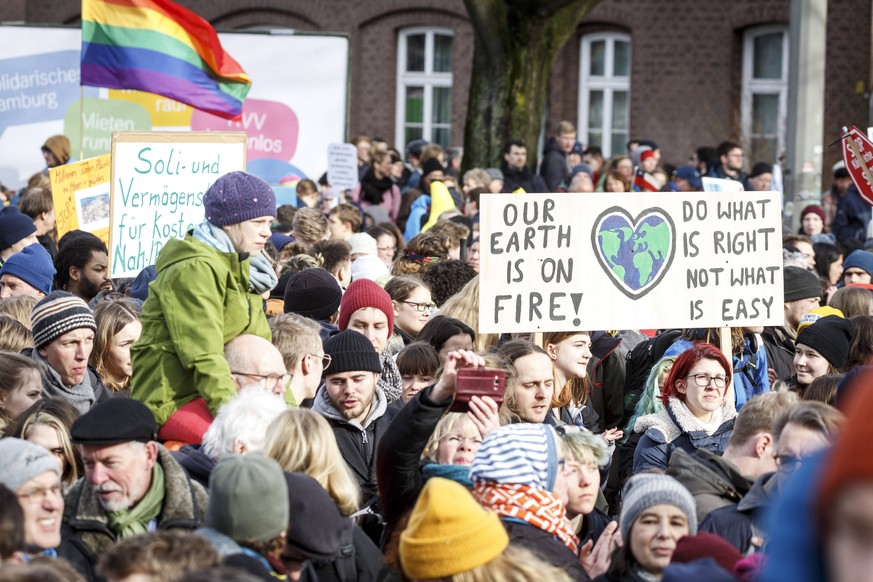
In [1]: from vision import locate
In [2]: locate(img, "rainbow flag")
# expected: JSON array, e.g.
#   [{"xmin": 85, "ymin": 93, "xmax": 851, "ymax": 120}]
[{"xmin": 81, "ymin": 0, "xmax": 251, "ymax": 120}]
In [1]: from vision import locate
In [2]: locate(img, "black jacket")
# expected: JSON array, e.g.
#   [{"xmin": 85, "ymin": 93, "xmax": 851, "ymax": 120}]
[
  {"xmin": 501, "ymin": 162, "xmax": 549, "ymax": 193},
  {"xmin": 503, "ymin": 519, "xmax": 590, "ymax": 581},
  {"xmin": 309, "ymin": 524, "xmax": 384, "ymax": 582},
  {"xmin": 666, "ymin": 448, "xmax": 753, "ymax": 522},
  {"xmin": 832, "ymin": 185, "xmax": 871, "ymax": 243},
  {"xmin": 761, "ymin": 325, "xmax": 796, "ymax": 383},
  {"xmin": 588, "ymin": 333, "xmax": 625, "ymax": 431},
  {"xmin": 377, "ymin": 386, "xmax": 451, "ymax": 540},
  {"xmin": 172, "ymin": 444, "xmax": 216, "ymax": 488},
  {"xmin": 699, "ymin": 471, "xmax": 777, "ymax": 554},
  {"xmin": 540, "ymin": 138, "xmax": 570, "ymax": 191}
]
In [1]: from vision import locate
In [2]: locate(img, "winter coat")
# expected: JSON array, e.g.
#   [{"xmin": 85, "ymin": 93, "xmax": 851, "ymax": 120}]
[
  {"xmin": 593, "ymin": 569, "xmax": 654, "ymax": 582},
  {"xmin": 27, "ymin": 348, "xmax": 113, "ymax": 415},
  {"xmin": 172, "ymin": 444, "xmax": 216, "ymax": 488},
  {"xmin": 588, "ymin": 333, "xmax": 625, "ymax": 430},
  {"xmin": 351, "ymin": 171, "xmax": 401, "ymax": 223},
  {"xmin": 540, "ymin": 138, "xmax": 571, "ymax": 191},
  {"xmin": 309, "ymin": 522, "xmax": 384, "ymax": 582},
  {"xmin": 664, "ymin": 338, "xmax": 769, "ymax": 410},
  {"xmin": 632, "ymin": 397, "xmax": 736, "ymax": 474},
  {"xmin": 832, "ymin": 184, "xmax": 871, "ymax": 243},
  {"xmin": 376, "ymin": 386, "xmax": 451, "ymax": 540},
  {"xmin": 575, "ymin": 508, "xmax": 614, "ymax": 548},
  {"xmin": 130, "ymin": 235, "xmax": 273, "ymax": 426},
  {"xmin": 312, "ymin": 385, "xmax": 396, "ymax": 504},
  {"xmin": 707, "ymin": 163, "xmax": 747, "ymax": 184},
  {"xmin": 501, "ymin": 162, "xmax": 549, "ymax": 193},
  {"xmin": 666, "ymin": 448, "xmax": 753, "ymax": 522},
  {"xmin": 502, "ymin": 519, "xmax": 591, "ymax": 581},
  {"xmin": 59, "ymin": 446, "xmax": 208, "ymax": 580},
  {"xmin": 700, "ymin": 471, "xmax": 777, "ymax": 554},
  {"xmin": 761, "ymin": 325, "xmax": 796, "ymax": 383},
  {"xmin": 404, "ymin": 194, "xmax": 430, "ymax": 242}
]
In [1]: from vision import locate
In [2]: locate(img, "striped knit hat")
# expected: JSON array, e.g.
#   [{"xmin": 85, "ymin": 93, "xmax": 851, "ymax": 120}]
[
  {"xmin": 31, "ymin": 291, "xmax": 97, "ymax": 348},
  {"xmin": 470, "ymin": 423, "xmax": 560, "ymax": 491}
]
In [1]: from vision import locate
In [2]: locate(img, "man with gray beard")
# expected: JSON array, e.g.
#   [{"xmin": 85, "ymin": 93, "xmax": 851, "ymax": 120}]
[{"xmin": 59, "ymin": 398, "xmax": 208, "ymax": 580}]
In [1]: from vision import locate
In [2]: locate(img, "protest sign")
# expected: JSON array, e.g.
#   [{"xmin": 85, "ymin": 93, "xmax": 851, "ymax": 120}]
[
  {"xmin": 478, "ymin": 191, "xmax": 784, "ymax": 333},
  {"xmin": 49, "ymin": 154, "xmax": 112, "ymax": 246},
  {"xmin": 327, "ymin": 143, "xmax": 359, "ymax": 190},
  {"xmin": 702, "ymin": 177, "xmax": 744, "ymax": 192},
  {"xmin": 109, "ymin": 131, "xmax": 246, "ymax": 278},
  {"xmin": 841, "ymin": 125, "xmax": 873, "ymax": 205}
]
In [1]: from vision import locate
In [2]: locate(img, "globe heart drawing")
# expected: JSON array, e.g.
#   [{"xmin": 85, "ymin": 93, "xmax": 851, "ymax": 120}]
[{"xmin": 590, "ymin": 206, "xmax": 676, "ymax": 300}]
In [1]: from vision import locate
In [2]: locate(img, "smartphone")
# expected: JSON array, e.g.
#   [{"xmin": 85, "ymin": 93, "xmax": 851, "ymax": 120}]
[{"xmin": 450, "ymin": 368, "xmax": 505, "ymax": 413}]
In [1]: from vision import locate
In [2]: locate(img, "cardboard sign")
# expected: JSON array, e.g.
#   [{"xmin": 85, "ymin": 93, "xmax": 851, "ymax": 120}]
[
  {"xmin": 109, "ymin": 131, "xmax": 246, "ymax": 278},
  {"xmin": 478, "ymin": 192, "xmax": 784, "ymax": 333},
  {"xmin": 327, "ymin": 143, "xmax": 359, "ymax": 190},
  {"xmin": 49, "ymin": 154, "xmax": 112, "ymax": 247},
  {"xmin": 702, "ymin": 177, "xmax": 744, "ymax": 192},
  {"xmin": 841, "ymin": 125, "xmax": 873, "ymax": 205}
]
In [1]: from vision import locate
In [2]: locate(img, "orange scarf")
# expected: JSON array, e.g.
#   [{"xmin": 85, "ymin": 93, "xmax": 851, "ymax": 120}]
[{"xmin": 474, "ymin": 481, "xmax": 579, "ymax": 554}]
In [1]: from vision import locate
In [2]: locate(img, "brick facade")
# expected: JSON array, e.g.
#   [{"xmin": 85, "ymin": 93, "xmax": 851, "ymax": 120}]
[{"xmin": 3, "ymin": 0, "xmax": 870, "ymax": 176}]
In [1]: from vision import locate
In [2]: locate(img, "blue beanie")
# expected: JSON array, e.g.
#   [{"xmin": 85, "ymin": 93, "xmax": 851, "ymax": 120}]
[
  {"xmin": 0, "ymin": 207, "xmax": 36, "ymax": 251},
  {"xmin": 843, "ymin": 250, "xmax": 873, "ymax": 277},
  {"xmin": 130, "ymin": 265, "xmax": 157, "ymax": 302},
  {"xmin": 0, "ymin": 243, "xmax": 55, "ymax": 295},
  {"xmin": 203, "ymin": 171, "xmax": 277, "ymax": 226}
]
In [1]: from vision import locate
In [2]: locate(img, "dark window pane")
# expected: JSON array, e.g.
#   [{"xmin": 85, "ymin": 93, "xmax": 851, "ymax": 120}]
[
  {"xmin": 613, "ymin": 41, "xmax": 630, "ymax": 77},
  {"xmin": 589, "ymin": 40, "xmax": 605, "ymax": 76},
  {"xmin": 432, "ymin": 126, "xmax": 451, "ymax": 148},
  {"xmin": 432, "ymin": 86, "xmax": 451, "ymax": 124},
  {"xmin": 753, "ymin": 32, "xmax": 783, "ymax": 79},
  {"xmin": 588, "ymin": 90, "xmax": 604, "ymax": 129},
  {"xmin": 406, "ymin": 34, "xmax": 425, "ymax": 72},
  {"xmin": 434, "ymin": 35, "xmax": 453, "ymax": 73}
]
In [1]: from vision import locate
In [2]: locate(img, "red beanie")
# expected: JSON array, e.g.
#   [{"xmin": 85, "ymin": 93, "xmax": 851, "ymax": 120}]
[
  {"xmin": 338, "ymin": 278, "xmax": 394, "ymax": 337},
  {"xmin": 640, "ymin": 150, "xmax": 656, "ymax": 162},
  {"xmin": 671, "ymin": 533, "xmax": 743, "ymax": 573},
  {"xmin": 800, "ymin": 204, "xmax": 825, "ymax": 223}
]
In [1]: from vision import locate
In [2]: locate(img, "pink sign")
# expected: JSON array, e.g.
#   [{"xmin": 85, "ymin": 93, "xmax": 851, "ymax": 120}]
[{"xmin": 191, "ymin": 98, "xmax": 298, "ymax": 162}]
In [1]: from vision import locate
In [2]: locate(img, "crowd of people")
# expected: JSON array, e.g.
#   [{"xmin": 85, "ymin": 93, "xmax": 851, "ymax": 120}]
[{"xmin": 0, "ymin": 126, "xmax": 869, "ymax": 582}]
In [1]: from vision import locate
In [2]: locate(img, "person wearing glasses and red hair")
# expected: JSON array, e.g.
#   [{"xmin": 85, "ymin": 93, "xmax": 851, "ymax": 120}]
[{"xmin": 632, "ymin": 343, "xmax": 737, "ymax": 473}]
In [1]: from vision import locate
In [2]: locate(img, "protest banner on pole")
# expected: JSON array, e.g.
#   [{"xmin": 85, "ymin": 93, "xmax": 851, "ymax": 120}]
[
  {"xmin": 327, "ymin": 143, "xmax": 359, "ymax": 190},
  {"xmin": 478, "ymin": 191, "xmax": 784, "ymax": 333},
  {"xmin": 109, "ymin": 131, "xmax": 246, "ymax": 278},
  {"xmin": 841, "ymin": 125, "xmax": 873, "ymax": 205},
  {"xmin": 49, "ymin": 154, "xmax": 112, "ymax": 247}
]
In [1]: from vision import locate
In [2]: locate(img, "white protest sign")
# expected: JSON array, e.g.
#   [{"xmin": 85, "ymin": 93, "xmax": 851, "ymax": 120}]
[
  {"xmin": 702, "ymin": 177, "xmax": 744, "ymax": 192},
  {"xmin": 110, "ymin": 131, "xmax": 246, "ymax": 278},
  {"xmin": 478, "ymin": 192, "xmax": 784, "ymax": 333},
  {"xmin": 327, "ymin": 143, "xmax": 359, "ymax": 190}
]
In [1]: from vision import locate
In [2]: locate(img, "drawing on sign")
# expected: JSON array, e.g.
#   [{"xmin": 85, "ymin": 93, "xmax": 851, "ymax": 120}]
[
  {"xmin": 591, "ymin": 206, "xmax": 675, "ymax": 300},
  {"xmin": 75, "ymin": 184, "xmax": 110, "ymax": 231}
]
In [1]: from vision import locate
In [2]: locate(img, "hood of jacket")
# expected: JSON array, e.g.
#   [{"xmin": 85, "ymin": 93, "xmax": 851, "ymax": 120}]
[
  {"xmin": 667, "ymin": 448, "xmax": 753, "ymax": 501},
  {"xmin": 736, "ymin": 471, "xmax": 778, "ymax": 513},
  {"xmin": 312, "ymin": 383, "xmax": 388, "ymax": 431},
  {"xmin": 156, "ymin": 234, "xmax": 248, "ymax": 279}
]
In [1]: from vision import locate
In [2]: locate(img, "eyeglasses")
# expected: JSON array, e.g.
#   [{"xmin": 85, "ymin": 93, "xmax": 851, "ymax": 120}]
[
  {"xmin": 685, "ymin": 373, "xmax": 728, "ymax": 388},
  {"xmin": 231, "ymin": 371, "xmax": 292, "ymax": 390},
  {"xmin": 402, "ymin": 300, "xmax": 437, "ymax": 313},
  {"xmin": 17, "ymin": 483, "xmax": 62, "ymax": 506},
  {"xmin": 308, "ymin": 353, "xmax": 332, "ymax": 369}
]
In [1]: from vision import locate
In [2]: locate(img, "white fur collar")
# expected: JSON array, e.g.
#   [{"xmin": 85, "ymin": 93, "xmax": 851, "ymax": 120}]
[{"xmin": 633, "ymin": 396, "xmax": 737, "ymax": 443}]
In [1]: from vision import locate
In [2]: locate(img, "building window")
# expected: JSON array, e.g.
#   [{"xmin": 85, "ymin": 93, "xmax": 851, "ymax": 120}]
[
  {"xmin": 396, "ymin": 28, "xmax": 453, "ymax": 149},
  {"xmin": 742, "ymin": 26, "xmax": 788, "ymax": 165},
  {"xmin": 578, "ymin": 33, "xmax": 631, "ymax": 158}
]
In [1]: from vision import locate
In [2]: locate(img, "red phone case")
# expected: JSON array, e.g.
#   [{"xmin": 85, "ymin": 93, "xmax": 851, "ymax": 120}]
[{"xmin": 450, "ymin": 368, "xmax": 505, "ymax": 413}]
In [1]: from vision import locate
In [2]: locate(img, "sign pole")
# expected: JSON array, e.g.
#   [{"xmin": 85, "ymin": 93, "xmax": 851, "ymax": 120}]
[{"xmin": 719, "ymin": 327, "xmax": 734, "ymax": 407}]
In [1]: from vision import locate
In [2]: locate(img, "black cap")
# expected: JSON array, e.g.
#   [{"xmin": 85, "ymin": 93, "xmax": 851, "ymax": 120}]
[
  {"xmin": 422, "ymin": 157, "xmax": 444, "ymax": 177},
  {"xmin": 71, "ymin": 398, "xmax": 157, "ymax": 445},
  {"xmin": 323, "ymin": 330, "xmax": 382, "ymax": 377},
  {"xmin": 285, "ymin": 472, "xmax": 347, "ymax": 560},
  {"xmin": 749, "ymin": 162, "xmax": 773, "ymax": 178},
  {"xmin": 796, "ymin": 315, "xmax": 854, "ymax": 369}
]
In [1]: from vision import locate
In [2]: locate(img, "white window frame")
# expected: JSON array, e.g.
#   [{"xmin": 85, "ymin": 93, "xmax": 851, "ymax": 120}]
[
  {"xmin": 395, "ymin": 27, "xmax": 454, "ymax": 149},
  {"xmin": 578, "ymin": 32, "xmax": 631, "ymax": 158},
  {"xmin": 741, "ymin": 25, "xmax": 789, "ymax": 163}
]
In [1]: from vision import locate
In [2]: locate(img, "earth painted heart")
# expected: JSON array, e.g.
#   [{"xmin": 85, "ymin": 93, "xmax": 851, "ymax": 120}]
[{"xmin": 591, "ymin": 206, "xmax": 676, "ymax": 300}]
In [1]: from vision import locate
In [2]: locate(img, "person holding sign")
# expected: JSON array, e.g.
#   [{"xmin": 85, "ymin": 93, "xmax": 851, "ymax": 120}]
[
  {"xmin": 131, "ymin": 171, "xmax": 279, "ymax": 443},
  {"xmin": 632, "ymin": 344, "xmax": 736, "ymax": 474}
]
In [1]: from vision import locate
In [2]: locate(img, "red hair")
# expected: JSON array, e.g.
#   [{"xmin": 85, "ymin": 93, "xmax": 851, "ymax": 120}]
[{"xmin": 659, "ymin": 342, "xmax": 732, "ymax": 405}]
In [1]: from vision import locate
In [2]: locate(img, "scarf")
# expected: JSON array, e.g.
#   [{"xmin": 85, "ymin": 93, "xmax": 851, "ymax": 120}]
[
  {"xmin": 107, "ymin": 463, "xmax": 165, "ymax": 539},
  {"xmin": 192, "ymin": 220, "xmax": 278, "ymax": 295},
  {"xmin": 360, "ymin": 169, "xmax": 393, "ymax": 204},
  {"xmin": 474, "ymin": 481, "xmax": 579, "ymax": 554},
  {"xmin": 421, "ymin": 463, "xmax": 473, "ymax": 488},
  {"xmin": 31, "ymin": 349, "xmax": 96, "ymax": 415}
]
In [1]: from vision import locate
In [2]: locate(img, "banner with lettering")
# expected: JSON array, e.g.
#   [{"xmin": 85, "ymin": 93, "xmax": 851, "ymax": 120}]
[
  {"xmin": 49, "ymin": 154, "xmax": 112, "ymax": 247},
  {"xmin": 478, "ymin": 192, "xmax": 784, "ymax": 333},
  {"xmin": 109, "ymin": 131, "xmax": 246, "ymax": 278}
]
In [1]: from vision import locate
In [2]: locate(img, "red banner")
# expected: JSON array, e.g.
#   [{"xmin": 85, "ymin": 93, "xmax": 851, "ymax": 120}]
[{"xmin": 842, "ymin": 125, "xmax": 873, "ymax": 205}]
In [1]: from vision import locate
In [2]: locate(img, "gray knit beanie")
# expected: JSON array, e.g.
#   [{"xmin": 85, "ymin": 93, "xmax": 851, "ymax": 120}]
[
  {"xmin": 203, "ymin": 171, "xmax": 277, "ymax": 226},
  {"xmin": 0, "ymin": 438, "xmax": 61, "ymax": 493},
  {"xmin": 620, "ymin": 474, "xmax": 697, "ymax": 542},
  {"xmin": 31, "ymin": 291, "xmax": 97, "ymax": 348}
]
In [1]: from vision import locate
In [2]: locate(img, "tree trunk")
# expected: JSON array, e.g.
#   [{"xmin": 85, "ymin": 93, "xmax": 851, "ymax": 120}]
[{"xmin": 461, "ymin": 0, "xmax": 602, "ymax": 173}]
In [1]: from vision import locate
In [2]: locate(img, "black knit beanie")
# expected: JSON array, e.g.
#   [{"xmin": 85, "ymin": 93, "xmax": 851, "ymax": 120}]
[
  {"xmin": 283, "ymin": 268, "xmax": 343, "ymax": 321},
  {"xmin": 783, "ymin": 266, "xmax": 822, "ymax": 302},
  {"xmin": 796, "ymin": 315, "xmax": 854, "ymax": 369},
  {"xmin": 323, "ymin": 330, "xmax": 382, "ymax": 376}
]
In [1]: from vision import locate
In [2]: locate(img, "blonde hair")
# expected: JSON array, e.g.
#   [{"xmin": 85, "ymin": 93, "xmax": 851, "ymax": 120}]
[
  {"xmin": 19, "ymin": 411, "xmax": 81, "ymax": 485},
  {"xmin": 264, "ymin": 409, "xmax": 360, "ymax": 516},
  {"xmin": 292, "ymin": 208, "xmax": 329, "ymax": 247},
  {"xmin": 423, "ymin": 413, "xmax": 475, "ymax": 462},
  {"xmin": 269, "ymin": 313, "xmax": 322, "ymax": 371},
  {"xmin": 541, "ymin": 331, "xmax": 590, "ymax": 409},
  {"xmin": 439, "ymin": 276, "xmax": 498, "ymax": 353},
  {"xmin": 436, "ymin": 544, "xmax": 573, "ymax": 582},
  {"xmin": 91, "ymin": 298, "xmax": 141, "ymax": 392},
  {"xmin": 0, "ymin": 314, "xmax": 33, "ymax": 352},
  {"xmin": 0, "ymin": 295, "xmax": 38, "ymax": 328}
]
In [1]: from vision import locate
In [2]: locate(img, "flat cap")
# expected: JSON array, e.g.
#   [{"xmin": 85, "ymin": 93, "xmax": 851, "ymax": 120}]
[{"xmin": 71, "ymin": 398, "xmax": 157, "ymax": 446}]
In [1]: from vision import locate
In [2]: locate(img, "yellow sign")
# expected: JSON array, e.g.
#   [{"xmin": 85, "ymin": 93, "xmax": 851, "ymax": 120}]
[
  {"xmin": 108, "ymin": 89, "xmax": 192, "ymax": 127},
  {"xmin": 49, "ymin": 154, "xmax": 112, "ymax": 247}
]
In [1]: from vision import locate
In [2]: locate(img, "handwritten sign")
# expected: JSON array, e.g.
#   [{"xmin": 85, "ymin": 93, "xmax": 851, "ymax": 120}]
[
  {"xmin": 478, "ymin": 192, "xmax": 784, "ymax": 333},
  {"xmin": 702, "ymin": 177, "xmax": 744, "ymax": 192},
  {"xmin": 109, "ymin": 131, "xmax": 246, "ymax": 278},
  {"xmin": 49, "ymin": 154, "xmax": 112, "ymax": 247},
  {"xmin": 327, "ymin": 143, "xmax": 359, "ymax": 190}
]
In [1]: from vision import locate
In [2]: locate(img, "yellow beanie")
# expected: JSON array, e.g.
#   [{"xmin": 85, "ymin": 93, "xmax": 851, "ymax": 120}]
[
  {"xmin": 400, "ymin": 478, "xmax": 509, "ymax": 579},
  {"xmin": 797, "ymin": 305, "xmax": 844, "ymax": 332}
]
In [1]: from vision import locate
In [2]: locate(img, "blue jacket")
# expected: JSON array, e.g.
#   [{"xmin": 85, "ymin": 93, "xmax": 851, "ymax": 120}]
[
  {"xmin": 832, "ymin": 185, "xmax": 871, "ymax": 243},
  {"xmin": 404, "ymin": 194, "xmax": 430, "ymax": 241}
]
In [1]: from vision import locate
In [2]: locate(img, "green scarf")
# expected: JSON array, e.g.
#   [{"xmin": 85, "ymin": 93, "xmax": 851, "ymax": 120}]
[{"xmin": 107, "ymin": 463, "xmax": 166, "ymax": 539}]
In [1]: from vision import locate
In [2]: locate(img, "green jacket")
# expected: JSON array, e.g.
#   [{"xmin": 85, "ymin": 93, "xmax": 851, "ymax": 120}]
[{"xmin": 130, "ymin": 235, "xmax": 271, "ymax": 426}]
